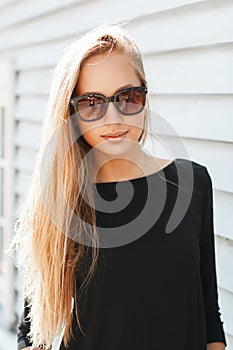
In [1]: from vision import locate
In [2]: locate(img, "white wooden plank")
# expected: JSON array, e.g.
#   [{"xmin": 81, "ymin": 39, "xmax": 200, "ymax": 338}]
[
  {"xmin": 15, "ymin": 121, "xmax": 41, "ymax": 149},
  {"xmin": 215, "ymin": 190, "xmax": 233, "ymax": 241},
  {"xmin": 0, "ymin": 61, "xmax": 15, "ymax": 326},
  {"xmin": 14, "ymin": 193, "xmax": 24, "ymax": 214},
  {"xmin": 0, "ymin": 0, "xmax": 232, "ymax": 51},
  {"xmin": 224, "ymin": 334, "xmax": 233, "ymax": 349},
  {"xmin": 150, "ymin": 94, "xmax": 233, "ymax": 143},
  {"xmin": 15, "ymin": 146, "xmax": 37, "ymax": 173},
  {"xmin": 150, "ymin": 136, "xmax": 233, "ymax": 193},
  {"xmin": 180, "ymin": 140, "xmax": 233, "ymax": 193},
  {"xmin": 0, "ymin": 0, "xmax": 209, "ymax": 30},
  {"xmin": 14, "ymin": 170, "xmax": 31, "ymax": 196},
  {"xmin": 16, "ymin": 95, "xmax": 47, "ymax": 122},
  {"xmin": 0, "ymin": 0, "xmax": 83, "ymax": 28},
  {"xmin": 144, "ymin": 46, "xmax": 233, "ymax": 94},
  {"xmin": 128, "ymin": 0, "xmax": 233, "ymax": 54},
  {"xmin": 216, "ymin": 236, "xmax": 233, "ymax": 294},
  {"xmin": 0, "ymin": 0, "xmax": 16, "ymax": 9},
  {"xmin": 218, "ymin": 287, "xmax": 233, "ymax": 337},
  {"xmin": 12, "ymin": 39, "xmax": 68, "ymax": 71},
  {"xmin": 15, "ymin": 68, "xmax": 52, "ymax": 96}
]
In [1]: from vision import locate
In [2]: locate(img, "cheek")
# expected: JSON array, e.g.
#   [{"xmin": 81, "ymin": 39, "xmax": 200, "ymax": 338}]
[
  {"xmin": 83, "ymin": 131, "xmax": 99, "ymax": 147},
  {"xmin": 129, "ymin": 114, "xmax": 145, "ymax": 133},
  {"xmin": 77, "ymin": 121, "xmax": 102, "ymax": 147}
]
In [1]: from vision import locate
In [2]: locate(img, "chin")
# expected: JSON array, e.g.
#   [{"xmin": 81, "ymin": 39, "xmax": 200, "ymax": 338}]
[{"xmin": 93, "ymin": 143, "xmax": 132, "ymax": 157}]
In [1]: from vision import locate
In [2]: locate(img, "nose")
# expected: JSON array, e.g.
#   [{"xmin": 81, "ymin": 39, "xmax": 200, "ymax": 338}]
[{"xmin": 103, "ymin": 101, "xmax": 123, "ymax": 124}]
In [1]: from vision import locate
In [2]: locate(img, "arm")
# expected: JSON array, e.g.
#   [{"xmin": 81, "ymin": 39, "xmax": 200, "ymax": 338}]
[
  {"xmin": 207, "ymin": 342, "xmax": 226, "ymax": 350},
  {"xmin": 17, "ymin": 299, "xmax": 33, "ymax": 350},
  {"xmin": 200, "ymin": 168, "xmax": 227, "ymax": 349}
]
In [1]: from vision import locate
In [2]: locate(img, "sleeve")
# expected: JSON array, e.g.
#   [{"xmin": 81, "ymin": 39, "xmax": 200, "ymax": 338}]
[
  {"xmin": 17, "ymin": 299, "xmax": 33, "ymax": 350},
  {"xmin": 200, "ymin": 167, "xmax": 227, "ymax": 346}
]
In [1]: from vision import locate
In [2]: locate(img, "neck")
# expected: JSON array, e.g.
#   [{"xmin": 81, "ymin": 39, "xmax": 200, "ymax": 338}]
[{"xmin": 90, "ymin": 148, "xmax": 148, "ymax": 183}]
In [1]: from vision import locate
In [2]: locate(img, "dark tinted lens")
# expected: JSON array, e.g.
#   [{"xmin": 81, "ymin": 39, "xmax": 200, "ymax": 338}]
[
  {"xmin": 116, "ymin": 88, "xmax": 144, "ymax": 115},
  {"xmin": 77, "ymin": 95, "xmax": 106, "ymax": 120}
]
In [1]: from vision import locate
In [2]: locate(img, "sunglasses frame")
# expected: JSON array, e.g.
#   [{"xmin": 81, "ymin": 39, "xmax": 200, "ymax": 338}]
[{"xmin": 70, "ymin": 86, "xmax": 148, "ymax": 122}]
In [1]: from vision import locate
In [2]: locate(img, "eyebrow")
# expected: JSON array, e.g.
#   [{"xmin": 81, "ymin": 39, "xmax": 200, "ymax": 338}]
[{"xmin": 80, "ymin": 84, "xmax": 138, "ymax": 96}]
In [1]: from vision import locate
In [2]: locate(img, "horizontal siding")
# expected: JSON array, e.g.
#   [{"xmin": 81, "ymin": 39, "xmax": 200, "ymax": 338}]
[
  {"xmin": 15, "ymin": 121, "xmax": 41, "ymax": 149},
  {"xmin": 151, "ymin": 136, "xmax": 233, "ymax": 190},
  {"xmin": 10, "ymin": 40, "xmax": 67, "ymax": 71},
  {"xmin": 217, "ymin": 237, "xmax": 233, "ymax": 294},
  {"xmin": 0, "ymin": 0, "xmax": 215, "ymax": 30},
  {"xmin": 15, "ymin": 169, "xmax": 32, "ymax": 197},
  {"xmin": 145, "ymin": 46, "xmax": 233, "ymax": 94},
  {"xmin": 0, "ymin": 0, "xmax": 232, "ymax": 346},
  {"xmin": 216, "ymin": 237, "xmax": 233, "ymax": 335},
  {"xmin": 15, "ymin": 147, "xmax": 37, "ymax": 173},
  {"xmin": 150, "ymin": 94, "xmax": 233, "ymax": 143},
  {"xmin": 0, "ymin": 0, "xmax": 15, "ymax": 8},
  {"xmin": 128, "ymin": 0, "xmax": 233, "ymax": 54},
  {"xmin": 0, "ymin": 0, "xmax": 83, "ymax": 28},
  {"xmin": 0, "ymin": 0, "xmax": 219, "ymax": 51},
  {"xmin": 215, "ymin": 190, "xmax": 233, "ymax": 240},
  {"xmin": 0, "ymin": 0, "xmax": 232, "ymax": 71},
  {"xmin": 218, "ymin": 287, "xmax": 233, "ymax": 338},
  {"xmin": 16, "ymin": 95, "xmax": 48, "ymax": 122},
  {"xmin": 15, "ymin": 68, "xmax": 52, "ymax": 96}
]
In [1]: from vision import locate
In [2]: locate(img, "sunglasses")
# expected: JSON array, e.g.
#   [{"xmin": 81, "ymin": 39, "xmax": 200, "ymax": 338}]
[{"xmin": 70, "ymin": 86, "xmax": 148, "ymax": 122}]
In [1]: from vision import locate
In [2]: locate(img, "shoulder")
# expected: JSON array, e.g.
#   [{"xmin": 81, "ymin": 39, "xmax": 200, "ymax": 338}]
[
  {"xmin": 174, "ymin": 157, "xmax": 210, "ymax": 179},
  {"xmin": 173, "ymin": 158, "xmax": 213, "ymax": 198},
  {"xmin": 150, "ymin": 157, "xmax": 209, "ymax": 181},
  {"xmin": 149, "ymin": 156, "xmax": 212, "ymax": 189}
]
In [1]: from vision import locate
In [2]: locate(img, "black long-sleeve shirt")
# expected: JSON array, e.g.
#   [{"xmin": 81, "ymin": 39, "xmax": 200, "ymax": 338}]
[{"xmin": 17, "ymin": 158, "xmax": 227, "ymax": 350}]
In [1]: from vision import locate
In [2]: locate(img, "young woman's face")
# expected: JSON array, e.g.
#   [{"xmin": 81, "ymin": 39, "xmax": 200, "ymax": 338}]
[{"xmin": 74, "ymin": 52, "xmax": 146, "ymax": 158}]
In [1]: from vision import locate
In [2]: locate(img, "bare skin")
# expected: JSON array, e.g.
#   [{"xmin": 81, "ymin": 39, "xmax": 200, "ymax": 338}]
[
  {"xmin": 75, "ymin": 52, "xmax": 148, "ymax": 184},
  {"xmin": 207, "ymin": 342, "xmax": 225, "ymax": 350},
  {"xmin": 94, "ymin": 154, "xmax": 173, "ymax": 183}
]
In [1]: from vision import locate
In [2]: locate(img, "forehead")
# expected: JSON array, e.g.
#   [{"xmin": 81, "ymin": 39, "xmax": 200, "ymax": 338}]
[{"xmin": 76, "ymin": 52, "xmax": 140, "ymax": 95}]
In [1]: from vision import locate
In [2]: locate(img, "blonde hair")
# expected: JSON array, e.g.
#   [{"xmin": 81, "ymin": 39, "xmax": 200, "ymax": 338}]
[{"xmin": 10, "ymin": 23, "xmax": 149, "ymax": 349}]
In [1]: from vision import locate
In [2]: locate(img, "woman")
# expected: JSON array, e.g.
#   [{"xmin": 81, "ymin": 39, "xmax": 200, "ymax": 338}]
[{"xmin": 13, "ymin": 24, "xmax": 227, "ymax": 350}]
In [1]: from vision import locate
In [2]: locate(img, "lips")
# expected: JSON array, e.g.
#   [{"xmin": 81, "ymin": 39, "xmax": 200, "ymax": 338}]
[{"xmin": 102, "ymin": 131, "xmax": 128, "ymax": 138}]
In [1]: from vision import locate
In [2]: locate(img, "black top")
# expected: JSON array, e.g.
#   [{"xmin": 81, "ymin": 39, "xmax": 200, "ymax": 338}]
[{"xmin": 17, "ymin": 158, "xmax": 227, "ymax": 350}]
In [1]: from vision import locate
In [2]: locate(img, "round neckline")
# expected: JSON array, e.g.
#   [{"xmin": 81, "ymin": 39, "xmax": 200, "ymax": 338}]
[{"xmin": 92, "ymin": 158, "xmax": 177, "ymax": 186}]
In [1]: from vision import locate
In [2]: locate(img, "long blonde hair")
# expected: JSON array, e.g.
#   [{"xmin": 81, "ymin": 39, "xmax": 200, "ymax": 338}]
[{"xmin": 10, "ymin": 23, "xmax": 149, "ymax": 349}]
